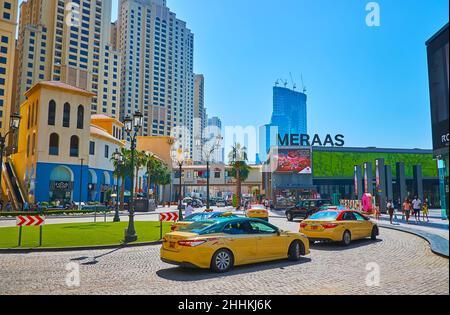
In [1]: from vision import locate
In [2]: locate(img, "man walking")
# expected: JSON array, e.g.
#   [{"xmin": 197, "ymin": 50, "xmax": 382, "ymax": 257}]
[{"xmin": 412, "ymin": 196, "xmax": 422, "ymax": 224}]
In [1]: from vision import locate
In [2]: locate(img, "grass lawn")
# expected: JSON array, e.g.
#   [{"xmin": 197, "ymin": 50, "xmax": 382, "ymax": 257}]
[{"xmin": 0, "ymin": 221, "xmax": 172, "ymax": 249}]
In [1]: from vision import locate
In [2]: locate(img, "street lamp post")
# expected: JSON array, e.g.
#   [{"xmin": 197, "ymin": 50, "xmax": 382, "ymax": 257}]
[
  {"xmin": 172, "ymin": 147, "xmax": 188, "ymax": 221},
  {"xmin": 195, "ymin": 135, "xmax": 222, "ymax": 210},
  {"xmin": 113, "ymin": 149, "xmax": 123, "ymax": 222},
  {"xmin": 0, "ymin": 113, "xmax": 21, "ymax": 203},
  {"xmin": 123, "ymin": 111, "xmax": 143, "ymax": 243}
]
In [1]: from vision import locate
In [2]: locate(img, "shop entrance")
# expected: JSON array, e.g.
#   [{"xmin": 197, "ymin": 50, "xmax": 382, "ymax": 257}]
[{"xmin": 49, "ymin": 166, "xmax": 74, "ymax": 205}]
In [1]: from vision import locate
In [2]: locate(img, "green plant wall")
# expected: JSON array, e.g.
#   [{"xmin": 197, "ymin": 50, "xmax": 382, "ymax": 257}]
[{"xmin": 312, "ymin": 151, "xmax": 438, "ymax": 178}]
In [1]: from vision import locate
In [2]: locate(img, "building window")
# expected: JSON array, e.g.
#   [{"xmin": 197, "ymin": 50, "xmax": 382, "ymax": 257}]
[
  {"xmin": 49, "ymin": 133, "xmax": 59, "ymax": 156},
  {"xmin": 31, "ymin": 133, "xmax": 36, "ymax": 155},
  {"xmin": 70, "ymin": 136, "xmax": 79, "ymax": 157},
  {"xmin": 63, "ymin": 102, "xmax": 70, "ymax": 127},
  {"xmin": 26, "ymin": 135, "xmax": 30, "ymax": 157},
  {"xmin": 104, "ymin": 145, "xmax": 109, "ymax": 158},
  {"xmin": 89, "ymin": 141, "xmax": 95, "ymax": 155},
  {"xmin": 77, "ymin": 105, "xmax": 84, "ymax": 129},
  {"xmin": 48, "ymin": 100, "xmax": 56, "ymax": 125}
]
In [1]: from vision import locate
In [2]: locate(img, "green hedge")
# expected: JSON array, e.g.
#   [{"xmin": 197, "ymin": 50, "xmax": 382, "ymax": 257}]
[{"xmin": 0, "ymin": 209, "xmax": 112, "ymax": 217}]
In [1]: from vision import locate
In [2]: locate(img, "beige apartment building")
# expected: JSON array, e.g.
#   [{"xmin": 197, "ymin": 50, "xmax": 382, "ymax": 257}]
[
  {"xmin": 0, "ymin": 0, "xmax": 17, "ymax": 135},
  {"xmin": 14, "ymin": 0, "xmax": 120, "ymax": 119},
  {"xmin": 118, "ymin": 0, "xmax": 195, "ymax": 156}
]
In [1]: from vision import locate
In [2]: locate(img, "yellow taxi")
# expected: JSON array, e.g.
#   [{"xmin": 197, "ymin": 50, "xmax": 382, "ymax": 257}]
[
  {"xmin": 170, "ymin": 211, "xmax": 235, "ymax": 232},
  {"xmin": 161, "ymin": 217, "xmax": 310, "ymax": 273},
  {"xmin": 299, "ymin": 209, "xmax": 379, "ymax": 246},
  {"xmin": 245, "ymin": 204, "xmax": 269, "ymax": 222}
]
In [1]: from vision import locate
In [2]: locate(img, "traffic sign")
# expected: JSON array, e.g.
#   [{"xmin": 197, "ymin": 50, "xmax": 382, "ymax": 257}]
[
  {"xmin": 159, "ymin": 212, "xmax": 179, "ymax": 222},
  {"xmin": 16, "ymin": 215, "xmax": 45, "ymax": 226},
  {"xmin": 16, "ymin": 215, "xmax": 45, "ymax": 247}
]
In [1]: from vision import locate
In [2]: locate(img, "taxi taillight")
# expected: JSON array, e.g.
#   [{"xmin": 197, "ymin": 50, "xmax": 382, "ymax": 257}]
[
  {"xmin": 170, "ymin": 225, "xmax": 177, "ymax": 231},
  {"xmin": 300, "ymin": 223, "xmax": 307, "ymax": 229},
  {"xmin": 322, "ymin": 223, "xmax": 339, "ymax": 229},
  {"xmin": 177, "ymin": 240, "xmax": 206, "ymax": 247}
]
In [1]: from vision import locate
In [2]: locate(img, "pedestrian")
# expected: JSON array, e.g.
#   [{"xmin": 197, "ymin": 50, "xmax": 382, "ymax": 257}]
[
  {"xmin": 412, "ymin": 196, "xmax": 422, "ymax": 224},
  {"xmin": 185, "ymin": 202, "xmax": 194, "ymax": 217},
  {"xmin": 5, "ymin": 201, "xmax": 12, "ymax": 212},
  {"xmin": 23, "ymin": 200, "xmax": 30, "ymax": 212},
  {"xmin": 403, "ymin": 198, "xmax": 411, "ymax": 224},
  {"xmin": 422, "ymin": 201, "xmax": 430, "ymax": 223},
  {"xmin": 387, "ymin": 200, "xmax": 395, "ymax": 224}
]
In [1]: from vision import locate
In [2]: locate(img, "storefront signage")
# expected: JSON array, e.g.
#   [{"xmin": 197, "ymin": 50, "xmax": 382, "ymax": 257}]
[
  {"xmin": 50, "ymin": 181, "xmax": 73, "ymax": 191},
  {"xmin": 277, "ymin": 133, "xmax": 345, "ymax": 147}
]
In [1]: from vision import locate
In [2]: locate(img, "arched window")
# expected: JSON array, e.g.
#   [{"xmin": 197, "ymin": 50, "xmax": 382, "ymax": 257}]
[
  {"xmin": 48, "ymin": 100, "xmax": 56, "ymax": 126},
  {"xmin": 31, "ymin": 133, "xmax": 36, "ymax": 155},
  {"xmin": 34, "ymin": 100, "xmax": 39, "ymax": 125},
  {"xmin": 27, "ymin": 106, "xmax": 31, "ymax": 129},
  {"xmin": 63, "ymin": 102, "xmax": 70, "ymax": 127},
  {"xmin": 26, "ymin": 135, "xmax": 30, "ymax": 157},
  {"xmin": 77, "ymin": 105, "xmax": 84, "ymax": 129},
  {"xmin": 49, "ymin": 133, "xmax": 59, "ymax": 156},
  {"xmin": 28, "ymin": 103, "xmax": 36, "ymax": 128},
  {"xmin": 70, "ymin": 135, "xmax": 79, "ymax": 157}
]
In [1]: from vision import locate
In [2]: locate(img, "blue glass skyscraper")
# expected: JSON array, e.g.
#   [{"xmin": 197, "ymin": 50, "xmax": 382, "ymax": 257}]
[
  {"xmin": 259, "ymin": 86, "xmax": 308, "ymax": 162},
  {"xmin": 271, "ymin": 86, "xmax": 307, "ymax": 136}
]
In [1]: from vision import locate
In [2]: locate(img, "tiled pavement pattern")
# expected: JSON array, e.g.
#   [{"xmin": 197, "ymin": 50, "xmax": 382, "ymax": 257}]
[{"xmin": 0, "ymin": 218, "xmax": 448, "ymax": 295}]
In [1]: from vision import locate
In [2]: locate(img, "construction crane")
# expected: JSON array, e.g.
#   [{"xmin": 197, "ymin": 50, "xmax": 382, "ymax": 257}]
[
  {"xmin": 289, "ymin": 72, "xmax": 297, "ymax": 91},
  {"xmin": 301, "ymin": 74, "xmax": 307, "ymax": 93}
]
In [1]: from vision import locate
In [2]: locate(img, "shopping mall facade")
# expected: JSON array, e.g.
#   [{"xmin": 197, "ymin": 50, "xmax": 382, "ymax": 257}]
[
  {"xmin": 262, "ymin": 146, "xmax": 440, "ymax": 210},
  {"xmin": 426, "ymin": 23, "xmax": 449, "ymax": 217}
]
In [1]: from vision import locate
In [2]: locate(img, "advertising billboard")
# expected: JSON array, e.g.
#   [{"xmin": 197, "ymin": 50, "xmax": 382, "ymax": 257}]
[
  {"xmin": 275, "ymin": 148, "xmax": 312, "ymax": 174},
  {"xmin": 427, "ymin": 24, "xmax": 449, "ymax": 156}
]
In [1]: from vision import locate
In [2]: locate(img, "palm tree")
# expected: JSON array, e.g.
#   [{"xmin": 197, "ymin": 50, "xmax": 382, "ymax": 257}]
[
  {"xmin": 151, "ymin": 163, "xmax": 171, "ymax": 204},
  {"xmin": 228, "ymin": 143, "xmax": 251, "ymax": 209},
  {"xmin": 144, "ymin": 152, "xmax": 162, "ymax": 199},
  {"xmin": 134, "ymin": 151, "xmax": 148, "ymax": 195},
  {"xmin": 111, "ymin": 148, "xmax": 132, "ymax": 212}
]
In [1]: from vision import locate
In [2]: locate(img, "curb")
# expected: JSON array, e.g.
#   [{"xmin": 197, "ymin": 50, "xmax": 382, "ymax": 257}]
[
  {"xmin": 378, "ymin": 224, "xmax": 449, "ymax": 259},
  {"xmin": 0, "ymin": 240, "xmax": 163, "ymax": 254}
]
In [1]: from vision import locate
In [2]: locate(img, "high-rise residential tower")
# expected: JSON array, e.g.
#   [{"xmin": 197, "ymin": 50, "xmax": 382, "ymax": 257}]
[
  {"xmin": 0, "ymin": 0, "xmax": 18, "ymax": 134},
  {"xmin": 207, "ymin": 116, "xmax": 223, "ymax": 163},
  {"xmin": 118, "ymin": 0, "xmax": 194, "ymax": 156},
  {"xmin": 14, "ymin": 0, "xmax": 121, "ymax": 119},
  {"xmin": 193, "ymin": 74, "xmax": 206, "ymax": 162}
]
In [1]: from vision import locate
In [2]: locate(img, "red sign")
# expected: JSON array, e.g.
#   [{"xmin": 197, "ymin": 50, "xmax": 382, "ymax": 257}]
[
  {"xmin": 16, "ymin": 215, "xmax": 45, "ymax": 226},
  {"xmin": 159, "ymin": 212, "xmax": 179, "ymax": 222}
]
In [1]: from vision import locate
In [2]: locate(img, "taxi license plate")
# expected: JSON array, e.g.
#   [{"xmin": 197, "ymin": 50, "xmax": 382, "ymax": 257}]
[{"xmin": 169, "ymin": 242, "xmax": 176, "ymax": 248}]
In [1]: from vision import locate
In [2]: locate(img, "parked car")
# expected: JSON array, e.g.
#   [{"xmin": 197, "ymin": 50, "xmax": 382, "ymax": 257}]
[
  {"xmin": 300, "ymin": 209, "xmax": 379, "ymax": 246},
  {"xmin": 161, "ymin": 217, "xmax": 310, "ymax": 273},
  {"xmin": 285, "ymin": 199, "xmax": 332, "ymax": 221},
  {"xmin": 215, "ymin": 199, "xmax": 227, "ymax": 207}
]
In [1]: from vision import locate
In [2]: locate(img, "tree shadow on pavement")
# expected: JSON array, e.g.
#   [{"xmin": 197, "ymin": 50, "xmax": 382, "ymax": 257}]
[
  {"xmin": 310, "ymin": 239, "xmax": 382, "ymax": 251},
  {"xmin": 156, "ymin": 257, "xmax": 312, "ymax": 282}
]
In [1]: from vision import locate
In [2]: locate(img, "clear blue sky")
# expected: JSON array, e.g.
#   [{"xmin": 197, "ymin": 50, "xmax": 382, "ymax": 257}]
[{"xmin": 20, "ymin": 0, "xmax": 450, "ymax": 150}]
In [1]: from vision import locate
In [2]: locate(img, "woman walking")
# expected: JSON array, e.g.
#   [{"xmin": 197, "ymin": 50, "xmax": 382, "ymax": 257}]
[
  {"xmin": 387, "ymin": 200, "xmax": 395, "ymax": 224},
  {"xmin": 403, "ymin": 198, "xmax": 411, "ymax": 224},
  {"xmin": 422, "ymin": 202, "xmax": 430, "ymax": 223}
]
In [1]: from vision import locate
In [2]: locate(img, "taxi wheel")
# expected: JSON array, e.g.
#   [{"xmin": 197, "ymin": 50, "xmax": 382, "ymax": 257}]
[
  {"xmin": 341, "ymin": 230, "xmax": 352, "ymax": 246},
  {"xmin": 371, "ymin": 226, "xmax": 379, "ymax": 240},
  {"xmin": 288, "ymin": 240, "xmax": 303, "ymax": 261},
  {"xmin": 211, "ymin": 249, "xmax": 234, "ymax": 273}
]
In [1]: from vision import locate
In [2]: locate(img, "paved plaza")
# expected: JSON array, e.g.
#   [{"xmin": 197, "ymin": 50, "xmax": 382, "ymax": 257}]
[{"xmin": 0, "ymin": 216, "xmax": 448, "ymax": 295}]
